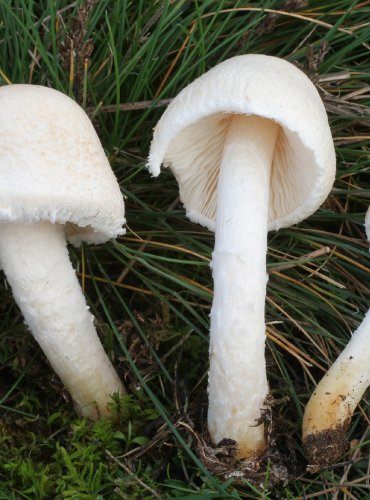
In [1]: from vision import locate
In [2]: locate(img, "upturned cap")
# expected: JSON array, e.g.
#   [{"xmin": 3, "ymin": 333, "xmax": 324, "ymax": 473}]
[
  {"xmin": 0, "ymin": 84, "xmax": 125, "ymax": 245},
  {"xmin": 148, "ymin": 54, "xmax": 336, "ymax": 231}
]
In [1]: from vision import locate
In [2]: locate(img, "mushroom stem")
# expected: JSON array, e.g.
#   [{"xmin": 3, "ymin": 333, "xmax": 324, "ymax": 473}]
[
  {"xmin": 0, "ymin": 222, "xmax": 126, "ymax": 419},
  {"xmin": 302, "ymin": 310, "xmax": 370, "ymax": 465},
  {"xmin": 208, "ymin": 115, "xmax": 278, "ymax": 459}
]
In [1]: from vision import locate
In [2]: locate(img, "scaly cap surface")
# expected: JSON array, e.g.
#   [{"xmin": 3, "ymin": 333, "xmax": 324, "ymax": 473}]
[{"xmin": 0, "ymin": 84, "xmax": 125, "ymax": 245}]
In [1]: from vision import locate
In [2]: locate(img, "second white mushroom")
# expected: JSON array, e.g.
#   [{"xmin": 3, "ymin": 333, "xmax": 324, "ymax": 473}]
[{"xmin": 148, "ymin": 55, "xmax": 336, "ymax": 459}]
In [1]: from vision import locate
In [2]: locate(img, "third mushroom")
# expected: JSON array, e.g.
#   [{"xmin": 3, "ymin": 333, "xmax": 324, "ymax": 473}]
[
  {"xmin": 148, "ymin": 55, "xmax": 336, "ymax": 460},
  {"xmin": 302, "ymin": 207, "xmax": 370, "ymax": 467}
]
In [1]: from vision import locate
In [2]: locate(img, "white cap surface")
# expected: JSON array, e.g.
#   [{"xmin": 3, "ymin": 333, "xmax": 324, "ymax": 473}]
[
  {"xmin": 365, "ymin": 207, "xmax": 370, "ymax": 243},
  {"xmin": 0, "ymin": 84, "xmax": 125, "ymax": 245},
  {"xmin": 148, "ymin": 54, "xmax": 336, "ymax": 231}
]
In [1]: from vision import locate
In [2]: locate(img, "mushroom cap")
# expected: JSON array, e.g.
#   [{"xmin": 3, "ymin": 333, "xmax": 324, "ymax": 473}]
[
  {"xmin": 365, "ymin": 207, "xmax": 370, "ymax": 243},
  {"xmin": 0, "ymin": 84, "xmax": 125, "ymax": 245},
  {"xmin": 148, "ymin": 54, "xmax": 336, "ymax": 231}
]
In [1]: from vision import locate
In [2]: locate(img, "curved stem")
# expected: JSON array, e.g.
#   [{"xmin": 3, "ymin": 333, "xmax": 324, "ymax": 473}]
[
  {"xmin": 303, "ymin": 309, "xmax": 370, "ymax": 464},
  {"xmin": 0, "ymin": 222, "xmax": 126, "ymax": 419},
  {"xmin": 208, "ymin": 115, "xmax": 278, "ymax": 459}
]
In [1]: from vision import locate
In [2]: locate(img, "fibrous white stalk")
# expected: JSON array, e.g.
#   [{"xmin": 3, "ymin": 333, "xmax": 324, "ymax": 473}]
[
  {"xmin": 208, "ymin": 115, "xmax": 278, "ymax": 459},
  {"xmin": 0, "ymin": 222, "xmax": 126, "ymax": 419},
  {"xmin": 303, "ymin": 309, "xmax": 370, "ymax": 464}
]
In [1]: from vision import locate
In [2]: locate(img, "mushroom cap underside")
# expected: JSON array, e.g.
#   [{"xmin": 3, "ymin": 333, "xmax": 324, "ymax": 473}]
[
  {"xmin": 0, "ymin": 84, "xmax": 125, "ymax": 245},
  {"xmin": 148, "ymin": 54, "xmax": 336, "ymax": 232}
]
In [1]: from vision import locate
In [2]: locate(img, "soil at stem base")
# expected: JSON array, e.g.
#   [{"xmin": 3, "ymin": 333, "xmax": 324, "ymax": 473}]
[{"xmin": 303, "ymin": 419, "xmax": 350, "ymax": 469}]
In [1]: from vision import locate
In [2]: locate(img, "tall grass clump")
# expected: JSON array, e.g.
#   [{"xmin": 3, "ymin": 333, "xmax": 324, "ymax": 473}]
[{"xmin": 0, "ymin": 1, "xmax": 369, "ymax": 498}]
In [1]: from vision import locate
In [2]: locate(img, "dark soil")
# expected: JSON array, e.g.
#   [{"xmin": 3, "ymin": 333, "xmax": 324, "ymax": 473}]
[{"xmin": 303, "ymin": 421, "xmax": 350, "ymax": 468}]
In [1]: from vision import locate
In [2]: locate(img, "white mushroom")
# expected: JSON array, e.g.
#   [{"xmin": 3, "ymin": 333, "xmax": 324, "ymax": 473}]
[
  {"xmin": 302, "ymin": 207, "xmax": 370, "ymax": 466},
  {"xmin": 148, "ymin": 55, "xmax": 336, "ymax": 459},
  {"xmin": 0, "ymin": 84, "xmax": 126, "ymax": 419}
]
